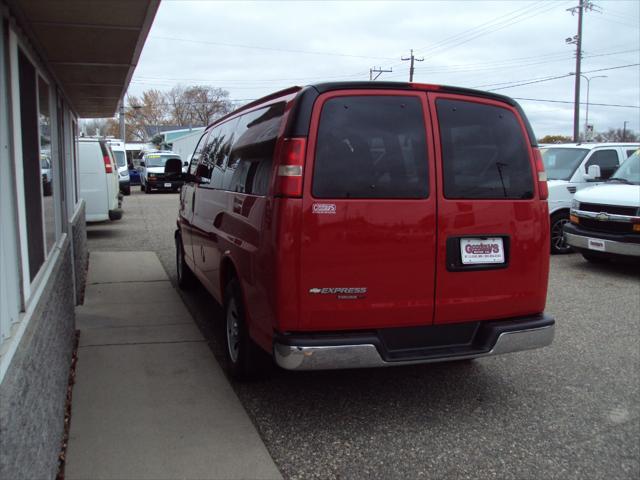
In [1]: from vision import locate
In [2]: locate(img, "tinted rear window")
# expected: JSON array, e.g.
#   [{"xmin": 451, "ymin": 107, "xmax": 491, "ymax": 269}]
[
  {"xmin": 436, "ymin": 99, "xmax": 534, "ymax": 199},
  {"xmin": 313, "ymin": 95, "xmax": 428, "ymax": 199}
]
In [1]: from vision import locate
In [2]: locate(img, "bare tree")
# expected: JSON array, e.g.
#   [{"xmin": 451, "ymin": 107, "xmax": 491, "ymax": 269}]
[{"xmin": 592, "ymin": 128, "xmax": 638, "ymax": 142}]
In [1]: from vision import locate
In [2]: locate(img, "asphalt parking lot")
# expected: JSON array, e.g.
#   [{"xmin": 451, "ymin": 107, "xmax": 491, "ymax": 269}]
[{"xmin": 87, "ymin": 188, "xmax": 639, "ymax": 480}]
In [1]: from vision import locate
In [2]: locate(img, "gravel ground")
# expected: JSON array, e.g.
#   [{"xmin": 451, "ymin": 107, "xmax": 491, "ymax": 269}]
[{"xmin": 88, "ymin": 188, "xmax": 640, "ymax": 480}]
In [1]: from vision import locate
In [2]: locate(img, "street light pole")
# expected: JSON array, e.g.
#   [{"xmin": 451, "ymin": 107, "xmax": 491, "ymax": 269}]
[
  {"xmin": 569, "ymin": 73, "xmax": 607, "ymax": 140},
  {"xmin": 580, "ymin": 74, "xmax": 607, "ymax": 139}
]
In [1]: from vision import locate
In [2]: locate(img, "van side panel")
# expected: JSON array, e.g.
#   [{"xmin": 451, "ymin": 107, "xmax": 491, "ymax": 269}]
[
  {"xmin": 428, "ymin": 93, "xmax": 549, "ymax": 324},
  {"xmin": 79, "ymin": 142, "xmax": 109, "ymax": 222},
  {"xmin": 272, "ymin": 198, "xmax": 303, "ymax": 333}
]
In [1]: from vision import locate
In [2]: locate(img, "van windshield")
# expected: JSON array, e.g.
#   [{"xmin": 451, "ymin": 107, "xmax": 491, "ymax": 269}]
[
  {"xmin": 540, "ymin": 148, "xmax": 588, "ymax": 181},
  {"xmin": 609, "ymin": 151, "xmax": 640, "ymax": 185},
  {"xmin": 145, "ymin": 154, "xmax": 181, "ymax": 168}
]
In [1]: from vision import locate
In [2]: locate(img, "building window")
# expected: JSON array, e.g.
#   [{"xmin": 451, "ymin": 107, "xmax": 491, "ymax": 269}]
[
  {"xmin": 18, "ymin": 50, "xmax": 44, "ymax": 281},
  {"xmin": 38, "ymin": 75, "xmax": 55, "ymax": 252}
]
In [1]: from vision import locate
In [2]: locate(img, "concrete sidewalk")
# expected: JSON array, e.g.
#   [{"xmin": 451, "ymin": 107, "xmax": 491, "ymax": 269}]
[{"xmin": 65, "ymin": 251, "xmax": 282, "ymax": 480}]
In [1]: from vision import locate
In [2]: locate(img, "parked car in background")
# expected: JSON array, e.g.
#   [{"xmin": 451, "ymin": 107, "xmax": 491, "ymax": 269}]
[
  {"xmin": 540, "ymin": 142, "xmax": 639, "ymax": 254},
  {"xmin": 564, "ymin": 149, "xmax": 640, "ymax": 263},
  {"xmin": 108, "ymin": 140, "xmax": 131, "ymax": 195},
  {"xmin": 175, "ymin": 81, "xmax": 555, "ymax": 379},
  {"xmin": 125, "ymin": 142, "xmax": 145, "ymax": 185},
  {"xmin": 40, "ymin": 153, "xmax": 52, "ymax": 196},
  {"xmin": 78, "ymin": 138, "xmax": 123, "ymax": 222},
  {"xmin": 139, "ymin": 151, "xmax": 185, "ymax": 193}
]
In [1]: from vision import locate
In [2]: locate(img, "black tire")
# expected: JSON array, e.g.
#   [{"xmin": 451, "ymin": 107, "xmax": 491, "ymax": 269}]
[
  {"xmin": 223, "ymin": 278, "xmax": 261, "ymax": 380},
  {"xmin": 175, "ymin": 235, "xmax": 196, "ymax": 290},
  {"xmin": 140, "ymin": 183, "xmax": 145, "ymax": 192},
  {"xmin": 145, "ymin": 185, "xmax": 151, "ymax": 194},
  {"xmin": 123, "ymin": 186, "xmax": 131, "ymax": 196},
  {"xmin": 582, "ymin": 252, "xmax": 609, "ymax": 264},
  {"xmin": 550, "ymin": 212, "xmax": 572, "ymax": 254}
]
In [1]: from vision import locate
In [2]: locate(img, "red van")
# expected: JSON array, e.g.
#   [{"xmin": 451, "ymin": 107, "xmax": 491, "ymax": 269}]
[{"xmin": 175, "ymin": 82, "xmax": 554, "ymax": 378}]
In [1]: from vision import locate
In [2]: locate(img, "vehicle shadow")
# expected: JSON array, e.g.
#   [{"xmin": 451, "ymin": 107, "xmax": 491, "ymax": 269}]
[
  {"xmin": 572, "ymin": 256, "xmax": 640, "ymax": 279},
  {"xmin": 86, "ymin": 227, "xmax": 125, "ymax": 239}
]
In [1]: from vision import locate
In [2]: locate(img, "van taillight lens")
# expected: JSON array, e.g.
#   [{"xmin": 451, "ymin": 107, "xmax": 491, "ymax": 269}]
[
  {"xmin": 103, "ymin": 154, "xmax": 113, "ymax": 174},
  {"xmin": 533, "ymin": 148, "xmax": 548, "ymax": 200},
  {"xmin": 276, "ymin": 138, "xmax": 306, "ymax": 197}
]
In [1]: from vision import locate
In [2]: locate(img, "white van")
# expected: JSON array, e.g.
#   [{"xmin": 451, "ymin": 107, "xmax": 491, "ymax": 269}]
[
  {"xmin": 79, "ymin": 138, "xmax": 123, "ymax": 222},
  {"xmin": 107, "ymin": 140, "xmax": 131, "ymax": 195},
  {"xmin": 540, "ymin": 143, "xmax": 639, "ymax": 253},
  {"xmin": 565, "ymin": 150, "xmax": 640, "ymax": 262}
]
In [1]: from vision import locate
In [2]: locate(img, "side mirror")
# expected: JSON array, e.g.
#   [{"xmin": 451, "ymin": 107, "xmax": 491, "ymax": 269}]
[
  {"xmin": 139, "ymin": 161, "xmax": 146, "ymax": 167},
  {"xmin": 584, "ymin": 164, "xmax": 601, "ymax": 181},
  {"xmin": 183, "ymin": 161, "xmax": 189, "ymax": 167}
]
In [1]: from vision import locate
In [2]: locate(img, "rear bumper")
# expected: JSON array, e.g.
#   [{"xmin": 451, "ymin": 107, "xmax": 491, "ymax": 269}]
[
  {"xmin": 274, "ymin": 314, "xmax": 554, "ymax": 371},
  {"xmin": 147, "ymin": 180, "xmax": 183, "ymax": 190}
]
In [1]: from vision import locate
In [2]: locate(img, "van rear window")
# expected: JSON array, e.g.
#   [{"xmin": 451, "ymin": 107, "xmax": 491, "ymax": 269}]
[
  {"xmin": 436, "ymin": 99, "xmax": 534, "ymax": 199},
  {"xmin": 313, "ymin": 96, "xmax": 428, "ymax": 199}
]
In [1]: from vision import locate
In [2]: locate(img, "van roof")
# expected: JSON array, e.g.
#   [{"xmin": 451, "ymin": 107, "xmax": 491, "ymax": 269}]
[
  {"xmin": 540, "ymin": 143, "xmax": 640, "ymax": 150},
  {"xmin": 209, "ymin": 81, "xmax": 537, "ymax": 145}
]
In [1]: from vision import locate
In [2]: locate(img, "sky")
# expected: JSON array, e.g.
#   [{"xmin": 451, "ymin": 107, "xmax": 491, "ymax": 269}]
[{"xmin": 128, "ymin": 0, "xmax": 640, "ymax": 138}]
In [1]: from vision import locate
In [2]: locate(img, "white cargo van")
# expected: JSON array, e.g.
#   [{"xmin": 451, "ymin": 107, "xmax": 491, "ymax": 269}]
[
  {"xmin": 79, "ymin": 138, "xmax": 123, "ymax": 222},
  {"xmin": 540, "ymin": 143, "xmax": 638, "ymax": 253},
  {"xmin": 565, "ymin": 150, "xmax": 640, "ymax": 262}
]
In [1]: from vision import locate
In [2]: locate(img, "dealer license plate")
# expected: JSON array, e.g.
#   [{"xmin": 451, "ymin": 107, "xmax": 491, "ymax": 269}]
[
  {"xmin": 460, "ymin": 237, "xmax": 505, "ymax": 265},
  {"xmin": 587, "ymin": 238, "xmax": 606, "ymax": 251},
  {"xmin": 164, "ymin": 183, "xmax": 172, "ymax": 188}
]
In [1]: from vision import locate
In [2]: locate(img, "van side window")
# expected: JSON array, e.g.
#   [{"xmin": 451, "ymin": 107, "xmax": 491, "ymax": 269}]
[
  {"xmin": 189, "ymin": 130, "xmax": 210, "ymax": 175},
  {"xmin": 586, "ymin": 150, "xmax": 619, "ymax": 179},
  {"xmin": 436, "ymin": 99, "xmax": 533, "ymax": 199},
  {"xmin": 313, "ymin": 96, "xmax": 428, "ymax": 199},
  {"xmin": 224, "ymin": 102, "xmax": 285, "ymax": 195}
]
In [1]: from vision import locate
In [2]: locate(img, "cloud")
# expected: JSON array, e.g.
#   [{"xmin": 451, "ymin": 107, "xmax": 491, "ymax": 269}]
[{"xmin": 130, "ymin": 0, "xmax": 640, "ymax": 137}]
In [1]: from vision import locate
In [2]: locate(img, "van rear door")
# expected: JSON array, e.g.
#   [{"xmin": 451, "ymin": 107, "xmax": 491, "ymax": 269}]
[
  {"xmin": 428, "ymin": 93, "xmax": 549, "ymax": 324},
  {"xmin": 299, "ymin": 91, "xmax": 437, "ymax": 331}
]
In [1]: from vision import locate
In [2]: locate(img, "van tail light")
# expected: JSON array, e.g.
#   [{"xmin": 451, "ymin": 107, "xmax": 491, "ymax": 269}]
[
  {"xmin": 276, "ymin": 137, "xmax": 306, "ymax": 197},
  {"xmin": 533, "ymin": 147, "xmax": 548, "ymax": 200},
  {"xmin": 103, "ymin": 154, "xmax": 113, "ymax": 174}
]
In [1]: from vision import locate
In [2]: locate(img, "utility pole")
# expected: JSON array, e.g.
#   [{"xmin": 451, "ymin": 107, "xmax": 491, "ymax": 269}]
[
  {"xmin": 369, "ymin": 66, "xmax": 393, "ymax": 81},
  {"xmin": 622, "ymin": 121, "xmax": 628, "ymax": 141},
  {"xmin": 119, "ymin": 98, "xmax": 126, "ymax": 142},
  {"xmin": 401, "ymin": 49, "xmax": 424, "ymax": 82},
  {"xmin": 566, "ymin": 0, "xmax": 598, "ymax": 142}
]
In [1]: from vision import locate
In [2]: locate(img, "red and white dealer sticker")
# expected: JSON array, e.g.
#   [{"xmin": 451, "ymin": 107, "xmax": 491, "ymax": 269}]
[
  {"xmin": 460, "ymin": 238, "xmax": 505, "ymax": 265},
  {"xmin": 312, "ymin": 203, "xmax": 336, "ymax": 214}
]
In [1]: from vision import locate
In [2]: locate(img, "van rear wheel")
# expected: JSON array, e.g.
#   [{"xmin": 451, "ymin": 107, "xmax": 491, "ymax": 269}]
[
  {"xmin": 224, "ymin": 278, "xmax": 261, "ymax": 380},
  {"xmin": 176, "ymin": 235, "xmax": 196, "ymax": 290}
]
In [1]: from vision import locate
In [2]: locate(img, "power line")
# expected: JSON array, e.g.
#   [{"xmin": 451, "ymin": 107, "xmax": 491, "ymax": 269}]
[
  {"xmin": 486, "ymin": 63, "xmax": 639, "ymax": 91},
  {"xmin": 149, "ymin": 35, "xmax": 397, "ymax": 61},
  {"xmin": 514, "ymin": 97, "xmax": 639, "ymax": 109}
]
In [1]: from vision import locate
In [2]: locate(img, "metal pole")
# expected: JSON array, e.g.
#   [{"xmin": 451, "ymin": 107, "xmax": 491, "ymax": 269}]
[
  {"xmin": 623, "ymin": 121, "xmax": 628, "ymax": 141},
  {"xmin": 583, "ymin": 76, "xmax": 590, "ymax": 135},
  {"xmin": 119, "ymin": 99, "xmax": 125, "ymax": 141},
  {"xmin": 572, "ymin": 0, "xmax": 584, "ymax": 142}
]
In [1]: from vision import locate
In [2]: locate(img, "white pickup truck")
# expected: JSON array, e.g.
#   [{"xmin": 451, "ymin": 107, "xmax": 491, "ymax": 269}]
[
  {"xmin": 541, "ymin": 143, "xmax": 639, "ymax": 254},
  {"xmin": 564, "ymin": 150, "xmax": 640, "ymax": 263}
]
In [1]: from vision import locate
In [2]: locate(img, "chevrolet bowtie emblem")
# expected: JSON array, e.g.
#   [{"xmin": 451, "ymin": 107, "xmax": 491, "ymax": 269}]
[{"xmin": 595, "ymin": 212, "xmax": 609, "ymax": 222}]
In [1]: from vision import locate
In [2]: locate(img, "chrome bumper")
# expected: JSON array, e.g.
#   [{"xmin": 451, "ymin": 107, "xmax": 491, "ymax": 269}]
[
  {"xmin": 274, "ymin": 323, "xmax": 555, "ymax": 371},
  {"xmin": 565, "ymin": 232, "xmax": 640, "ymax": 257}
]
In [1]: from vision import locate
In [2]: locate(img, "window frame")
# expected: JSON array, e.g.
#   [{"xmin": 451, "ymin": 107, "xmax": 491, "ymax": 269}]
[
  {"xmin": 432, "ymin": 93, "xmax": 536, "ymax": 201},
  {"xmin": 308, "ymin": 91, "xmax": 432, "ymax": 200}
]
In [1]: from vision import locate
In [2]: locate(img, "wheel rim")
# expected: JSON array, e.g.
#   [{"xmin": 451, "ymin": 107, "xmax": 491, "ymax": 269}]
[
  {"xmin": 226, "ymin": 298, "xmax": 240, "ymax": 363},
  {"xmin": 551, "ymin": 218, "xmax": 570, "ymax": 252}
]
